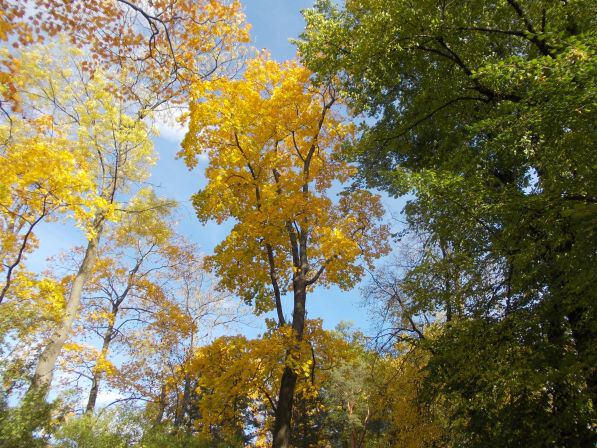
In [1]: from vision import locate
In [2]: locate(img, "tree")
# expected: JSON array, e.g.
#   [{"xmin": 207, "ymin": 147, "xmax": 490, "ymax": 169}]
[
  {"xmin": 111, "ymin": 244, "xmax": 241, "ymax": 426},
  {"xmin": 298, "ymin": 0, "xmax": 596, "ymax": 445},
  {"xmin": 0, "ymin": 0, "xmax": 249, "ymax": 397},
  {"xmin": 180, "ymin": 54, "xmax": 390, "ymax": 447},
  {"xmin": 73, "ymin": 191, "xmax": 176, "ymax": 413},
  {"xmin": 52, "ymin": 190, "xmax": 241, "ymax": 416},
  {"xmin": 321, "ymin": 334, "xmax": 442, "ymax": 448},
  {"xmin": 2, "ymin": 2, "xmax": 248, "ymax": 400},
  {"xmin": 185, "ymin": 320, "xmax": 357, "ymax": 447},
  {"xmin": 0, "ymin": 45, "xmax": 97, "ymax": 305},
  {"xmin": 25, "ymin": 44, "xmax": 157, "ymax": 394}
]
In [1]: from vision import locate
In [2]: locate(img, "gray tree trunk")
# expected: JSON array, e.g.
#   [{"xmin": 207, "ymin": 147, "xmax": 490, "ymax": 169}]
[
  {"xmin": 30, "ymin": 217, "xmax": 104, "ymax": 395},
  {"xmin": 85, "ymin": 317, "xmax": 114, "ymax": 413}
]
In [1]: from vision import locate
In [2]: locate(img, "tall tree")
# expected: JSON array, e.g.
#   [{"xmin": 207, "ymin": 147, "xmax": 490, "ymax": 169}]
[
  {"xmin": 0, "ymin": 45, "xmax": 98, "ymax": 305},
  {"xmin": 25, "ymin": 46, "xmax": 156, "ymax": 393},
  {"xmin": 0, "ymin": 0, "xmax": 249, "ymax": 397},
  {"xmin": 76, "ymin": 191, "xmax": 176, "ymax": 413},
  {"xmin": 112, "ymin": 246, "xmax": 241, "ymax": 425},
  {"xmin": 298, "ymin": 0, "xmax": 596, "ymax": 445},
  {"xmin": 180, "ymin": 55, "xmax": 390, "ymax": 447},
  {"xmin": 0, "ymin": 0, "xmax": 250, "ymax": 111}
]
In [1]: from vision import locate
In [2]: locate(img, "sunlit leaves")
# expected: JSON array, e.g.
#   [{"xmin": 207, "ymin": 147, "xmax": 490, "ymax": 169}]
[{"xmin": 181, "ymin": 55, "xmax": 389, "ymax": 313}]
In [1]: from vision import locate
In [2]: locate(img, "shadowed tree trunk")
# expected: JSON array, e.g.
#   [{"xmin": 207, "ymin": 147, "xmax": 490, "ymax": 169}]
[{"xmin": 273, "ymin": 279, "xmax": 307, "ymax": 448}]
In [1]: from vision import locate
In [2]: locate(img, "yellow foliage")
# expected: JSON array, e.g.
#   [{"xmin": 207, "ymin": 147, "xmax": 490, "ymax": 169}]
[
  {"xmin": 184, "ymin": 320, "xmax": 355, "ymax": 440},
  {"xmin": 181, "ymin": 54, "xmax": 390, "ymax": 311},
  {"xmin": 0, "ymin": 41, "xmax": 157, "ymax": 302}
]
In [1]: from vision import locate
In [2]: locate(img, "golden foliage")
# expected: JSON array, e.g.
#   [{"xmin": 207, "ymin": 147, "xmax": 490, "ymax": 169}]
[{"xmin": 181, "ymin": 55, "xmax": 390, "ymax": 313}]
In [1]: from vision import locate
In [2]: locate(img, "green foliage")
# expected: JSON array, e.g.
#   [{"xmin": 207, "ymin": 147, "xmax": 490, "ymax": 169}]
[
  {"xmin": 54, "ymin": 411, "xmax": 132, "ymax": 448},
  {"xmin": 140, "ymin": 425, "xmax": 237, "ymax": 448},
  {"xmin": 299, "ymin": 0, "xmax": 596, "ymax": 446},
  {"xmin": 0, "ymin": 391, "xmax": 58, "ymax": 448},
  {"xmin": 424, "ymin": 316, "xmax": 595, "ymax": 447},
  {"xmin": 53, "ymin": 409, "xmax": 239, "ymax": 448}
]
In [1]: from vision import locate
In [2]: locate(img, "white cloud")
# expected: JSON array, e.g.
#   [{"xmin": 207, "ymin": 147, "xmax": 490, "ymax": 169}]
[
  {"xmin": 152, "ymin": 110, "xmax": 209, "ymax": 163},
  {"xmin": 154, "ymin": 115, "xmax": 188, "ymax": 143},
  {"xmin": 96, "ymin": 389, "xmax": 126, "ymax": 408}
]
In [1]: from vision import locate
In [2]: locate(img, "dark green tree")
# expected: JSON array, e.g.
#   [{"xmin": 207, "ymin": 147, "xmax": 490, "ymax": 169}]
[{"xmin": 298, "ymin": 1, "xmax": 596, "ymax": 446}]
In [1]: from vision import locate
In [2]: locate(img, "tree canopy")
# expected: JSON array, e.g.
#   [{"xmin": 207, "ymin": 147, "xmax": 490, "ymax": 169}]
[{"xmin": 0, "ymin": 1, "xmax": 595, "ymax": 447}]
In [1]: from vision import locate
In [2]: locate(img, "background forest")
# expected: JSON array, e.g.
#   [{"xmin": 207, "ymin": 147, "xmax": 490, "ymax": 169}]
[{"xmin": 0, "ymin": 1, "xmax": 595, "ymax": 447}]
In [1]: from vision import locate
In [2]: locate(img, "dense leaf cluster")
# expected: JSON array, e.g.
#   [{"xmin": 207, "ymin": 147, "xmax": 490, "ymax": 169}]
[{"xmin": 299, "ymin": 0, "xmax": 596, "ymax": 446}]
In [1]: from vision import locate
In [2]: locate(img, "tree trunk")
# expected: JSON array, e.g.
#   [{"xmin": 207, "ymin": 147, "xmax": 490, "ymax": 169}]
[
  {"xmin": 30, "ymin": 217, "xmax": 104, "ymax": 395},
  {"xmin": 273, "ymin": 366, "xmax": 299, "ymax": 447},
  {"xmin": 272, "ymin": 280, "xmax": 306, "ymax": 448},
  {"xmin": 86, "ymin": 318, "xmax": 114, "ymax": 413},
  {"xmin": 154, "ymin": 385, "xmax": 168, "ymax": 426},
  {"xmin": 86, "ymin": 375, "xmax": 100, "ymax": 413},
  {"xmin": 174, "ymin": 373, "xmax": 192, "ymax": 428},
  {"xmin": 567, "ymin": 305, "xmax": 596, "ymax": 406}
]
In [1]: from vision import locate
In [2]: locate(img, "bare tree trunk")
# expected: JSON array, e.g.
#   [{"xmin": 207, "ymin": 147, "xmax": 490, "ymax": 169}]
[
  {"xmin": 30, "ymin": 217, "xmax": 104, "ymax": 395},
  {"xmin": 273, "ymin": 280, "xmax": 306, "ymax": 448}
]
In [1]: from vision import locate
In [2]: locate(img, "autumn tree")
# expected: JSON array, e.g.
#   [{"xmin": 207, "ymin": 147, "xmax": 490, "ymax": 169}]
[
  {"xmin": 49, "ymin": 190, "xmax": 242, "ymax": 416},
  {"xmin": 112, "ymin": 247, "xmax": 242, "ymax": 427},
  {"xmin": 0, "ymin": 2, "xmax": 249, "ymax": 398},
  {"xmin": 0, "ymin": 0, "xmax": 250, "ymax": 112},
  {"xmin": 66, "ymin": 191, "xmax": 177, "ymax": 413},
  {"xmin": 181, "ymin": 55, "xmax": 389, "ymax": 447},
  {"xmin": 21, "ymin": 45, "xmax": 157, "ymax": 395},
  {"xmin": 185, "ymin": 320, "xmax": 357, "ymax": 446},
  {"xmin": 0, "ymin": 45, "xmax": 98, "ymax": 306}
]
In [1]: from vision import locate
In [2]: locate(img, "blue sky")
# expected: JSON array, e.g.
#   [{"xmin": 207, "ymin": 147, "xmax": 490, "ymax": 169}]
[{"xmin": 31, "ymin": 0, "xmax": 406, "ymax": 339}]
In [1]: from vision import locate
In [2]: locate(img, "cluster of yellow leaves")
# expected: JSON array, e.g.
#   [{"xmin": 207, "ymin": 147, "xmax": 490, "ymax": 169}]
[
  {"xmin": 0, "ymin": 273, "xmax": 67, "ymax": 336},
  {"xmin": 0, "ymin": 112, "xmax": 95, "ymax": 219},
  {"xmin": 181, "ymin": 55, "xmax": 390, "ymax": 309},
  {"xmin": 92, "ymin": 350, "xmax": 118, "ymax": 377},
  {"xmin": 0, "ymin": 41, "xmax": 159, "ymax": 303},
  {"xmin": 61, "ymin": 343, "xmax": 117, "ymax": 378},
  {"xmin": 111, "ymin": 188, "xmax": 175, "ymax": 247},
  {"xmin": 184, "ymin": 320, "xmax": 355, "ymax": 441},
  {"xmin": 370, "ymin": 344, "xmax": 444, "ymax": 448}
]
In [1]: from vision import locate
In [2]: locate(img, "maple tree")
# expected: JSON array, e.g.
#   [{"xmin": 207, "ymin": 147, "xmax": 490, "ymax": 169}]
[
  {"xmin": 22, "ymin": 45, "xmax": 157, "ymax": 394},
  {"xmin": 184, "ymin": 320, "xmax": 356, "ymax": 446},
  {"xmin": 0, "ymin": 44, "xmax": 98, "ymax": 305},
  {"xmin": 52, "ymin": 193, "xmax": 241, "ymax": 418},
  {"xmin": 70, "ymin": 191, "xmax": 177, "ymax": 413},
  {"xmin": 181, "ymin": 54, "xmax": 390, "ymax": 446}
]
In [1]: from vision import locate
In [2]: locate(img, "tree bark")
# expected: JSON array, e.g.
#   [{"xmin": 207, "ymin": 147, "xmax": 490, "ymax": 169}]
[
  {"xmin": 154, "ymin": 385, "xmax": 167, "ymax": 426},
  {"xmin": 29, "ymin": 216, "xmax": 104, "ymax": 395},
  {"xmin": 174, "ymin": 373, "xmax": 192, "ymax": 428},
  {"xmin": 272, "ymin": 280, "xmax": 306, "ymax": 448},
  {"xmin": 85, "ymin": 318, "xmax": 114, "ymax": 413},
  {"xmin": 567, "ymin": 305, "xmax": 597, "ymax": 406}
]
